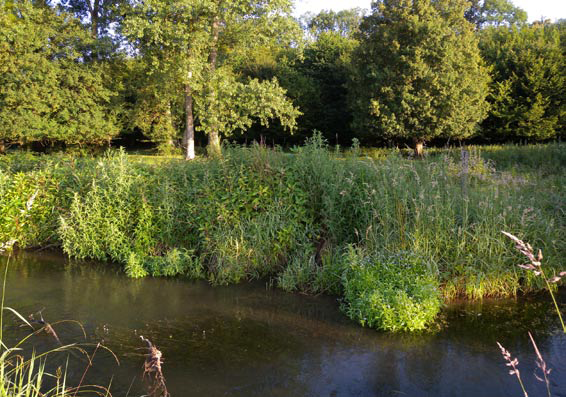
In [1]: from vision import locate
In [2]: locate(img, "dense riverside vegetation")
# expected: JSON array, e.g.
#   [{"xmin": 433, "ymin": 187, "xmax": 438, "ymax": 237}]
[
  {"xmin": 1, "ymin": 0, "xmax": 565, "ymax": 334},
  {"xmin": 1, "ymin": 141, "xmax": 564, "ymax": 331}
]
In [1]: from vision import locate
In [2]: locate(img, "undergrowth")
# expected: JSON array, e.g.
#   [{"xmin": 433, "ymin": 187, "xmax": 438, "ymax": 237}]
[{"xmin": 1, "ymin": 139, "xmax": 564, "ymax": 331}]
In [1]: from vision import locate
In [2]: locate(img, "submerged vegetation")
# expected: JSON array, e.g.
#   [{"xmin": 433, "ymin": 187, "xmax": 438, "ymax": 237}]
[{"xmin": 1, "ymin": 140, "xmax": 564, "ymax": 331}]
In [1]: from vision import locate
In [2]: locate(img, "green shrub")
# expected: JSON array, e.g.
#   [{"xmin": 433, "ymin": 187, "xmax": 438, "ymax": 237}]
[
  {"xmin": 144, "ymin": 248, "xmax": 205, "ymax": 278},
  {"xmin": 0, "ymin": 167, "xmax": 70, "ymax": 248},
  {"xmin": 59, "ymin": 150, "xmax": 153, "ymax": 264},
  {"xmin": 341, "ymin": 248, "xmax": 442, "ymax": 332}
]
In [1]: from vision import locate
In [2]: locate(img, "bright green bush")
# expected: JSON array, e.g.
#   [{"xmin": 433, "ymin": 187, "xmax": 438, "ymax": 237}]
[
  {"xmin": 59, "ymin": 150, "xmax": 153, "ymax": 264},
  {"xmin": 58, "ymin": 146, "xmax": 311, "ymax": 283},
  {"xmin": 341, "ymin": 249, "xmax": 442, "ymax": 332},
  {"xmin": 0, "ymin": 168, "xmax": 69, "ymax": 248}
]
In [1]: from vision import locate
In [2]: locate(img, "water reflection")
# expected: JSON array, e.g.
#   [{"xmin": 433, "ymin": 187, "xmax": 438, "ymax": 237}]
[{"xmin": 2, "ymin": 252, "xmax": 565, "ymax": 396}]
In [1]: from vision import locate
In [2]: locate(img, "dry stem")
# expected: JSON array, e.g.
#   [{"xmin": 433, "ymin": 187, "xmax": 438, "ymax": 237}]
[{"xmin": 140, "ymin": 336, "xmax": 169, "ymax": 397}]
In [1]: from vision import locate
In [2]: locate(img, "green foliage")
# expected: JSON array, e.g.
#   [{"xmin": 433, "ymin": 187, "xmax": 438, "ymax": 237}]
[
  {"xmin": 196, "ymin": 72, "xmax": 300, "ymax": 138},
  {"xmin": 2, "ymin": 141, "xmax": 565, "ymax": 331},
  {"xmin": 144, "ymin": 248, "xmax": 204, "ymax": 279},
  {"xmin": 55, "ymin": 146, "xmax": 310, "ymax": 283},
  {"xmin": 0, "ymin": 0, "xmax": 119, "ymax": 147},
  {"xmin": 351, "ymin": 0, "xmax": 490, "ymax": 147},
  {"xmin": 479, "ymin": 23, "xmax": 564, "ymax": 141},
  {"xmin": 0, "ymin": 155, "xmax": 84, "ymax": 248},
  {"xmin": 278, "ymin": 245, "xmax": 348, "ymax": 295},
  {"xmin": 270, "ymin": 28, "xmax": 358, "ymax": 146},
  {"xmin": 465, "ymin": 0, "xmax": 527, "ymax": 29},
  {"xmin": 59, "ymin": 151, "xmax": 152, "ymax": 264},
  {"xmin": 122, "ymin": 0, "xmax": 301, "ymax": 154},
  {"xmin": 120, "ymin": 59, "xmax": 181, "ymax": 150},
  {"xmin": 300, "ymin": 8, "xmax": 365, "ymax": 39},
  {"xmin": 341, "ymin": 248, "xmax": 441, "ymax": 332}
]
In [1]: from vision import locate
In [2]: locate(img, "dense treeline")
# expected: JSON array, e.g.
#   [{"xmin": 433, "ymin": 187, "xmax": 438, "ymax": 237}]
[{"xmin": 0, "ymin": 0, "xmax": 564, "ymax": 156}]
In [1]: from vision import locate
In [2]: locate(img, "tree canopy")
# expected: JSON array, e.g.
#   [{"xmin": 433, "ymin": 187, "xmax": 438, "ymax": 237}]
[
  {"xmin": 479, "ymin": 22, "xmax": 564, "ymax": 141},
  {"xmin": 350, "ymin": 0, "xmax": 491, "ymax": 153},
  {"xmin": 123, "ymin": 0, "xmax": 300, "ymax": 157},
  {"xmin": 0, "ymin": 0, "xmax": 119, "ymax": 148},
  {"xmin": 465, "ymin": 0, "xmax": 527, "ymax": 29}
]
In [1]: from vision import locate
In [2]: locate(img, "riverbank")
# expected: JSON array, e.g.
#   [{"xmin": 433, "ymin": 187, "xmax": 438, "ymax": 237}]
[{"xmin": 1, "ymin": 140, "xmax": 564, "ymax": 330}]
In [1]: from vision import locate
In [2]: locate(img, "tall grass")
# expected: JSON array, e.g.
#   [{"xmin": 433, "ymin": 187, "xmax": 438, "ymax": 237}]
[
  {"xmin": 0, "ymin": 244, "xmax": 110, "ymax": 396},
  {"xmin": 1, "ymin": 140, "xmax": 564, "ymax": 331}
]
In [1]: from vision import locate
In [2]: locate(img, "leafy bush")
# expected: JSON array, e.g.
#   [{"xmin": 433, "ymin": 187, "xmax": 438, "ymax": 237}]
[
  {"xmin": 341, "ymin": 248, "xmax": 441, "ymax": 332},
  {"xmin": 59, "ymin": 150, "xmax": 153, "ymax": 264},
  {"xmin": 144, "ymin": 248, "xmax": 204, "ymax": 278}
]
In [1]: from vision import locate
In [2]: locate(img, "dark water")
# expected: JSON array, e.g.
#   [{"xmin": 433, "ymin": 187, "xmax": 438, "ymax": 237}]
[{"xmin": 2, "ymin": 252, "xmax": 565, "ymax": 397}]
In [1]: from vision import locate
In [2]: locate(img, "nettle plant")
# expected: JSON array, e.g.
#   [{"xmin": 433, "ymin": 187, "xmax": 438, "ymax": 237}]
[{"xmin": 341, "ymin": 248, "xmax": 441, "ymax": 332}]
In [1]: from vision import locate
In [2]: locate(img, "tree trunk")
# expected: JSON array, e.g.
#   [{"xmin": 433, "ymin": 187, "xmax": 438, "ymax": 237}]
[
  {"xmin": 184, "ymin": 83, "xmax": 195, "ymax": 160},
  {"xmin": 207, "ymin": 15, "xmax": 221, "ymax": 157},
  {"xmin": 414, "ymin": 141, "xmax": 424, "ymax": 158},
  {"xmin": 91, "ymin": 0, "xmax": 99, "ymax": 39},
  {"xmin": 208, "ymin": 131, "xmax": 221, "ymax": 157},
  {"xmin": 165, "ymin": 102, "xmax": 175, "ymax": 151}
]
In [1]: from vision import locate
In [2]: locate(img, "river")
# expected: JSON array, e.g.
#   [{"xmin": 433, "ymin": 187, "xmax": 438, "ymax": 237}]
[{"xmin": 1, "ymin": 252, "xmax": 565, "ymax": 396}]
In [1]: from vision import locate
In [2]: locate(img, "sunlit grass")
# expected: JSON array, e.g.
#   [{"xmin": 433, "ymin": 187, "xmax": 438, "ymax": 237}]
[{"xmin": 1, "ymin": 140, "xmax": 564, "ymax": 330}]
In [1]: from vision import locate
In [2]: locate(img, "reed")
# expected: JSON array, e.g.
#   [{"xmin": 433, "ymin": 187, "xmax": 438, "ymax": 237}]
[
  {"xmin": 502, "ymin": 231, "xmax": 565, "ymax": 332},
  {"xmin": 497, "ymin": 342, "xmax": 529, "ymax": 397},
  {"xmin": 1, "ymin": 234, "xmax": 112, "ymax": 396}
]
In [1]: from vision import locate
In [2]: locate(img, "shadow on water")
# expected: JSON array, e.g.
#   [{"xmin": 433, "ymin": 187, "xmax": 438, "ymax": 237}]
[{"xmin": 1, "ymin": 251, "xmax": 565, "ymax": 397}]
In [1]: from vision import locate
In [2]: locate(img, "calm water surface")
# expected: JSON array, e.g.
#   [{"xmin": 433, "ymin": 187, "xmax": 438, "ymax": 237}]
[{"xmin": 2, "ymin": 252, "xmax": 565, "ymax": 397}]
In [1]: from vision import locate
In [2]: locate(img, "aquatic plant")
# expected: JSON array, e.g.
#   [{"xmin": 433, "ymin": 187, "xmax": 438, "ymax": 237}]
[{"xmin": 1, "ymin": 237, "xmax": 113, "ymax": 395}]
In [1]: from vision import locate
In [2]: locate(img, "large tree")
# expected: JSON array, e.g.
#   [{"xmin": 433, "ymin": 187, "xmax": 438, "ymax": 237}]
[
  {"xmin": 478, "ymin": 22, "xmax": 564, "ymax": 142},
  {"xmin": 124, "ymin": 0, "xmax": 300, "ymax": 159},
  {"xmin": 350, "ymin": 0, "xmax": 490, "ymax": 155},
  {"xmin": 0, "ymin": 0, "xmax": 119, "ymax": 151}
]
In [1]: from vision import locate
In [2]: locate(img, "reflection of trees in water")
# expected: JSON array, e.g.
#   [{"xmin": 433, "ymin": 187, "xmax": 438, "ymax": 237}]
[{"xmin": 3, "ymin": 252, "xmax": 565, "ymax": 396}]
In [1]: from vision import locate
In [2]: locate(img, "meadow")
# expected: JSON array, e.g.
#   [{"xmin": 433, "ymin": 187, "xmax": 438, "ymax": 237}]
[{"xmin": 1, "ymin": 138, "xmax": 564, "ymax": 331}]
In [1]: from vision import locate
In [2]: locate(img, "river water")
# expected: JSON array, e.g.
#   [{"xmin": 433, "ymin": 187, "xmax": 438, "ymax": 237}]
[{"xmin": 2, "ymin": 252, "xmax": 565, "ymax": 396}]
